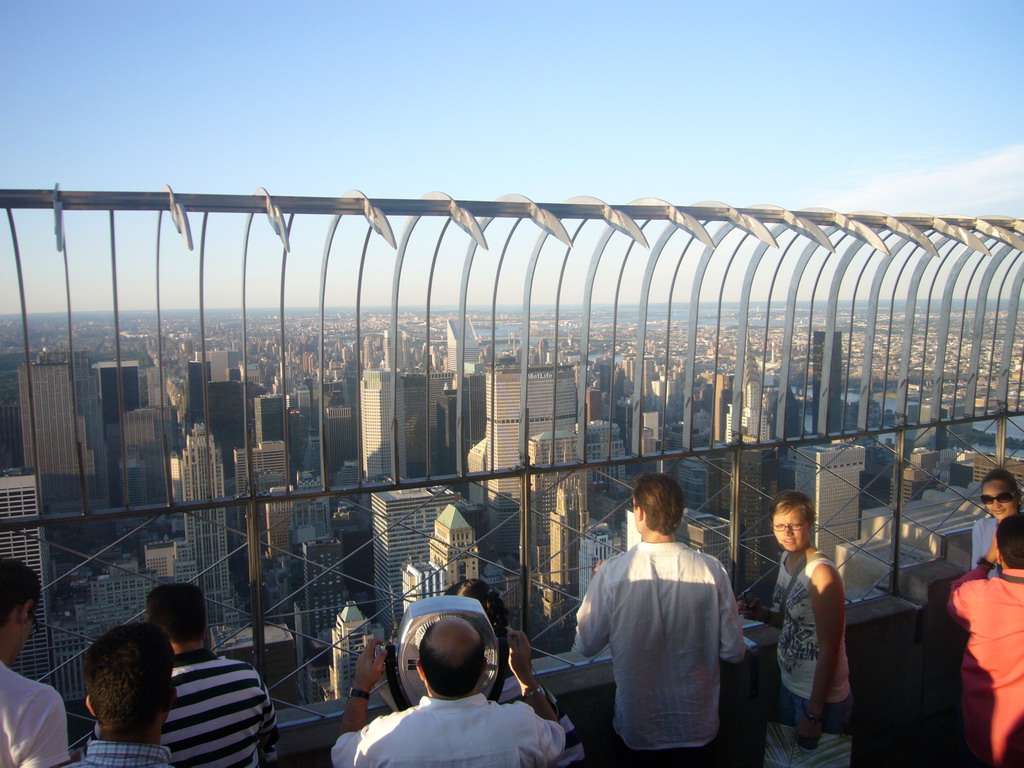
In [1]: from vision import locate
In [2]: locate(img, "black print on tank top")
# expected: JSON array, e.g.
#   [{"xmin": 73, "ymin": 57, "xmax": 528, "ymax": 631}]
[{"xmin": 774, "ymin": 580, "xmax": 819, "ymax": 674}]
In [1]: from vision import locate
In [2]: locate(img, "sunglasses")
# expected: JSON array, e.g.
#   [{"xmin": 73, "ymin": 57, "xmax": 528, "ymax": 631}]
[{"xmin": 979, "ymin": 492, "xmax": 1016, "ymax": 505}]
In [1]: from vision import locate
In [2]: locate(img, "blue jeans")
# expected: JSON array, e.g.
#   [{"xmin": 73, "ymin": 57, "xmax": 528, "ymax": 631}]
[{"xmin": 779, "ymin": 686, "xmax": 853, "ymax": 735}]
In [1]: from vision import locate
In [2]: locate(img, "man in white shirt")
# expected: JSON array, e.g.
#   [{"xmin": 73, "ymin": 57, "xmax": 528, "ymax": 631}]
[
  {"xmin": 0, "ymin": 558, "xmax": 70, "ymax": 768},
  {"xmin": 331, "ymin": 617, "xmax": 564, "ymax": 767},
  {"xmin": 575, "ymin": 472, "xmax": 746, "ymax": 767}
]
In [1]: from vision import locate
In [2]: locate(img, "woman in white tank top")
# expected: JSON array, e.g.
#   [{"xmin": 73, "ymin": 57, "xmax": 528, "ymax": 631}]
[{"xmin": 741, "ymin": 490, "xmax": 852, "ymax": 746}]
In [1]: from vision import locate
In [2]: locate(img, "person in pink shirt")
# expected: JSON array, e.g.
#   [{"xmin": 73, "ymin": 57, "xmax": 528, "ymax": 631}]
[{"xmin": 948, "ymin": 513, "xmax": 1024, "ymax": 767}]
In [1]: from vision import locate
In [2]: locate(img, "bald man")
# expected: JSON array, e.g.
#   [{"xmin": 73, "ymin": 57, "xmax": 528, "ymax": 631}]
[{"xmin": 331, "ymin": 617, "xmax": 564, "ymax": 767}]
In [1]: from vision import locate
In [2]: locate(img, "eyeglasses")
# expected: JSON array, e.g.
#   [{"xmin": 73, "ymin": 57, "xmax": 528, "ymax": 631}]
[
  {"xmin": 29, "ymin": 612, "xmax": 40, "ymax": 638},
  {"xmin": 980, "ymin": 492, "xmax": 1016, "ymax": 505},
  {"xmin": 772, "ymin": 523, "xmax": 806, "ymax": 533}
]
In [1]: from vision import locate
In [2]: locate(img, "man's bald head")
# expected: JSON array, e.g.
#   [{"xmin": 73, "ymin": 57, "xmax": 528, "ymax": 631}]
[{"xmin": 418, "ymin": 617, "xmax": 485, "ymax": 698}]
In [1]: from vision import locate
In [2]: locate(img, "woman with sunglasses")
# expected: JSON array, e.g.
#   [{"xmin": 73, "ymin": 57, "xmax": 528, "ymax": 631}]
[
  {"xmin": 741, "ymin": 490, "xmax": 852, "ymax": 749},
  {"xmin": 971, "ymin": 468, "xmax": 1022, "ymax": 576}
]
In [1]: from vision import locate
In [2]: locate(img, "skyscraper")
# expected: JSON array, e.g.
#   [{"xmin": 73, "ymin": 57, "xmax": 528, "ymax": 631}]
[
  {"xmin": 171, "ymin": 425, "xmax": 234, "ymax": 623},
  {"xmin": 528, "ymin": 430, "xmax": 586, "ymax": 621},
  {"xmin": 324, "ymin": 406, "xmax": 356, "ymax": 481},
  {"xmin": 360, "ymin": 369, "xmax": 396, "ymax": 482},
  {"xmin": 234, "ymin": 440, "xmax": 287, "ymax": 496},
  {"xmin": 0, "ymin": 470, "xmax": 50, "ymax": 681},
  {"xmin": 359, "ymin": 370, "xmax": 433, "ymax": 481},
  {"xmin": 447, "ymin": 317, "xmax": 480, "ymax": 375},
  {"xmin": 369, "ymin": 486, "xmax": 460, "ymax": 626},
  {"xmin": 19, "ymin": 351, "xmax": 105, "ymax": 509},
  {"xmin": 254, "ymin": 395, "xmax": 285, "ymax": 444},
  {"xmin": 95, "ymin": 361, "xmax": 141, "ymax": 508},
  {"xmin": 185, "ymin": 359, "xmax": 210, "ymax": 429},
  {"xmin": 122, "ymin": 405, "xmax": 177, "ymax": 506},
  {"xmin": 429, "ymin": 503, "xmax": 480, "ymax": 586},
  {"xmin": 467, "ymin": 365, "xmax": 577, "ymax": 552},
  {"xmin": 330, "ymin": 602, "xmax": 383, "ymax": 698},
  {"xmin": 713, "ymin": 373, "xmax": 734, "ymax": 445},
  {"xmin": 794, "ymin": 442, "xmax": 866, "ymax": 560},
  {"xmin": 810, "ymin": 330, "xmax": 845, "ymax": 435}
]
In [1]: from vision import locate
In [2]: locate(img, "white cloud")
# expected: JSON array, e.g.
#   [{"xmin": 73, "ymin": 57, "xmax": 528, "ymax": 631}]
[{"xmin": 815, "ymin": 144, "xmax": 1024, "ymax": 217}]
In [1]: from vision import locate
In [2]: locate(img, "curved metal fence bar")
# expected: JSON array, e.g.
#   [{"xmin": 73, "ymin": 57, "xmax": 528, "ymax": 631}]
[
  {"xmin": 0, "ymin": 188, "xmax": 1021, "ymax": 728},
  {"xmin": 821, "ymin": 233, "xmax": 873, "ymax": 436},
  {"xmin": 681, "ymin": 223, "xmax": 738, "ymax": 450},
  {"xmin": 999, "ymin": 255, "xmax": 1024, "ymax": 411},
  {"xmin": 731, "ymin": 223, "xmax": 793, "ymax": 443},
  {"xmin": 983, "ymin": 250, "xmax": 1024, "ymax": 412},
  {"xmin": 777, "ymin": 236, "xmax": 831, "ymax": 438},
  {"xmin": 967, "ymin": 243, "xmax": 1015, "ymax": 415}
]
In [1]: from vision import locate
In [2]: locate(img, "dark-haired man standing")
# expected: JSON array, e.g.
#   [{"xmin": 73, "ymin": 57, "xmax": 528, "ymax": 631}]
[
  {"xmin": 949, "ymin": 514, "xmax": 1024, "ymax": 768},
  {"xmin": 331, "ymin": 618, "xmax": 564, "ymax": 767},
  {"xmin": 69, "ymin": 622, "xmax": 176, "ymax": 768},
  {"xmin": 575, "ymin": 472, "xmax": 745, "ymax": 766},
  {"xmin": 0, "ymin": 557, "xmax": 70, "ymax": 768},
  {"xmin": 145, "ymin": 583, "xmax": 277, "ymax": 768}
]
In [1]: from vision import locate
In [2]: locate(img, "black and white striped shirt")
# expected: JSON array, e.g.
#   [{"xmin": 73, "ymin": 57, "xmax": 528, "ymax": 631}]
[{"xmin": 163, "ymin": 649, "xmax": 278, "ymax": 768}]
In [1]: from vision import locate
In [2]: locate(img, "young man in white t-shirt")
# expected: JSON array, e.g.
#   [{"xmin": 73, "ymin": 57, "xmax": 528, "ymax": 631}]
[{"xmin": 0, "ymin": 558, "xmax": 70, "ymax": 768}]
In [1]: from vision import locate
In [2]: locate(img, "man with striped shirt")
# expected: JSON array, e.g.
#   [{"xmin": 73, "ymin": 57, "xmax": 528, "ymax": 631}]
[{"xmin": 146, "ymin": 584, "xmax": 278, "ymax": 768}]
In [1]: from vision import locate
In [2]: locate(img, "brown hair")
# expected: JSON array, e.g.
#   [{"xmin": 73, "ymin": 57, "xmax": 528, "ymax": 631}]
[
  {"xmin": 981, "ymin": 467, "xmax": 1021, "ymax": 500},
  {"xmin": 997, "ymin": 515, "xmax": 1024, "ymax": 569},
  {"xmin": 771, "ymin": 490, "xmax": 817, "ymax": 526},
  {"xmin": 632, "ymin": 473, "xmax": 685, "ymax": 534}
]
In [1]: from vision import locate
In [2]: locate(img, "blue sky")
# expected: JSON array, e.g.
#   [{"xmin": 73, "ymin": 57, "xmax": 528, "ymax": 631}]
[
  {"xmin": 0, "ymin": 1, "xmax": 1021, "ymax": 312},
  {"xmin": 3, "ymin": 0, "xmax": 1021, "ymax": 211}
]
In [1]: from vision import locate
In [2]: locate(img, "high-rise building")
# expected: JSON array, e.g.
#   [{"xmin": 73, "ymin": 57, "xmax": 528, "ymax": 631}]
[
  {"xmin": 400, "ymin": 373, "xmax": 428, "ymax": 478},
  {"xmin": 713, "ymin": 373, "xmax": 733, "ymax": 445},
  {"xmin": 0, "ymin": 402, "xmax": 23, "ymax": 468},
  {"xmin": 467, "ymin": 365, "xmax": 577, "ymax": 552},
  {"xmin": 686, "ymin": 511, "xmax": 731, "ymax": 567},
  {"xmin": 401, "ymin": 561, "xmax": 446, "ymax": 612},
  {"xmin": 330, "ymin": 602, "xmax": 383, "ymax": 698},
  {"xmin": 579, "ymin": 523, "xmax": 616, "ymax": 599},
  {"xmin": 19, "ymin": 351, "xmax": 106, "ymax": 509},
  {"xmin": 254, "ymin": 395, "xmax": 285, "ymax": 444},
  {"xmin": 370, "ymin": 487, "xmax": 460, "ymax": 626},
  {"xmin": 359, "ymin": 370, "xmax": 434, "ymax": 481},
  {"xmin": 205, "ymin": 350, "xmax": 240, "ymax": 383},
  {"xmin": 529, "ymin": 430, "xmax": 586, "ymax": 622},
  {"xmin": 447, "ymin": 317, "xmax": 480, "ymax": 375},
  {"xmin": 360, "ymin": 370, "xmax": 396, "ymax": 482},
  {"xmin": 206, "ymin": 381, "xmax": 245, "ymax": 480},
  {"xmin": 0, "ymin": 470, "xmax": 50, "ymax": 681},
  {"xmin": 810, "ymin": 331, "xmax": 845, "ymax": 435},
  {"xmin": 429, "ymin": 503, "xmax": 480, "ymax": 586},
  {"xmin": 299, "ymin": 538, "xmax": 348, "ymax": 643},
  {"xmin": 324, "ymin": 406, "xmax": 356, "ymax": 481},
  {"xmin": 585, "ymin": 421, "xmax": 625, "ymax": 483},
  {"xmin": 234, "ymin": 440, "xmax": 287, "ymax": 495},
  {"xmin": 123, "ymin": 405, "xmax": 177, "ymax": 506},
  {"xmin": 95, "ymin": 361, "xmax": 141, "ymax": 507},
  {"xmin": 264, "ymin": 477, "xmax": 331, "ymax": 557},
  {"xmin": 171, "ymin": 425, "xmax": 234, "ymax": 623},
  {"xmin": 794, "ymin": 442, "xmax": 866, "ymax": 560},
  {"xmin": 185, "ymin": 359, "xmax": 211, "ymax": 429}
]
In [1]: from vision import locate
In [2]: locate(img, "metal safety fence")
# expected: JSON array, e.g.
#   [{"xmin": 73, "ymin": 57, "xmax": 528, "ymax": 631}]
[{"xmin": 0, "ymin": 188, "xmax": 1021, "ymax": 740}]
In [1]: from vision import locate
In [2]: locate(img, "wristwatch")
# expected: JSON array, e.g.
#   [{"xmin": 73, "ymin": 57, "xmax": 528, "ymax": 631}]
[
  {"xmin": 521, "ymin": 684, "xmax": 544, "ymax": 698},
  {"xmin": 804, "ymin": 713, "xmax": 821, "ymax": 724},
  {"xmin": 348, "ymin": 687, "xmax": 371, "ymax": 700},
  {"xmin": 977, "ymin": 557, "xmax": 995, "ymax": 570}
]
